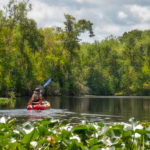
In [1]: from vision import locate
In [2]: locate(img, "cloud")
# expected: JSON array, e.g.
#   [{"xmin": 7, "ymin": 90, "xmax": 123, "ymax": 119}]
[
  {"xmin": 128, "ymin": 4, "xmax": 150, "ymax": 22},
  {"xmin": 95, "ymin": 25, "xmax": 121, "ymax": 35},
  {"xmin": 118, "ymin": 11, "xmax": 127, "ymax": 20},
  {"xmin": 28, "ymin": 0, "xmax": 68, "ymax": 27},
  {"xmin": 28, "ymin": 0, "xmax": 104, "ymax": 30},
  {"xmin": 0, "ymin": 0, "xmax": 9, "ymax": 10},
  {"xmin": 131, "ymin": 23, "xmax": 150, "ymax": 31},
  {"xmin": 1, "ymin": 0, "xmax": 150, "ymax": 42},
  {"xmin": 94, "ymin": 24, "xmax": 121, "ymax": 41}
]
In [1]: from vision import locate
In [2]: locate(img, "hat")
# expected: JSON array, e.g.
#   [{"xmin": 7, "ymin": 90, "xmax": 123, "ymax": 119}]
[
  {"xmin": 35, "ymin": 88, "xmax": 40, "ymax": 91},
  {"xmin": 34, "ymin": 91, "xmax": 39, "ymax": 94}
]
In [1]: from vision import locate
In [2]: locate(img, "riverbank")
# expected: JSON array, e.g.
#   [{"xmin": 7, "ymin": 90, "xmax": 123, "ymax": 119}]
[{"xmin": 80, "ymin": 95, "xmax": 150, "ymax": 99}]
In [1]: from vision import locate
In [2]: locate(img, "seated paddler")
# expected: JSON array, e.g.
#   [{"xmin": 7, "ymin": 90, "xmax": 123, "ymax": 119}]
[{"xmin": 28, "ymin": 88, "xmax": 43, "ymax": 105}]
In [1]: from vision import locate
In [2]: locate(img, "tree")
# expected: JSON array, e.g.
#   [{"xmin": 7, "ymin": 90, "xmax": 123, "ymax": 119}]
[
  {"xmin": 57, "ymin": 14, "xmax": 94, "ymax": 95},
  {"xmin": 0, "ymin": 0, "xmax": 44, "ymax": 95}
]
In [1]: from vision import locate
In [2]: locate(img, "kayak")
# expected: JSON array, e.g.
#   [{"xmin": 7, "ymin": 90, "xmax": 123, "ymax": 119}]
[{"xmin": 27, "ymin": 101, "xmax": 51, "ymax": 110}]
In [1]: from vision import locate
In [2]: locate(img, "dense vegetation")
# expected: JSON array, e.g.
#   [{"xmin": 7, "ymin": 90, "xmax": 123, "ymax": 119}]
[
  {"xmin": 1, "ymin": 116, "xmax": 150, "ymax": 149},
  {"xmin": 0, "ymin": 0, "xmax": 149, "ymax": 96},
  {"xmin": 0, "ymin": 98, "xmax": 15, "ymax": 105}
]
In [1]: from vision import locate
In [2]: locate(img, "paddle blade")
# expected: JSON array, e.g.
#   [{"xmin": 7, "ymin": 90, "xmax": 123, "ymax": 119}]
[{"xmin": 43, "ymin": 78, "xmax": 52, "ymax": 88}]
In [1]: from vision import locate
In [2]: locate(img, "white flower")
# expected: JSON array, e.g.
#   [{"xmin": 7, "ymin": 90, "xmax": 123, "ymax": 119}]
[
  {"xmin": 60, "ymin": 125, "xmax": 72, "ymax": 131},
  {"xmin": 101, "ymin": 126, "xmax": 109, "ymax": 134},
  {"xmin": 134, "ymin": 124, "xmax": 143, "ymax": 130},
  {"xmin": 11, "ymin": 138, "xmax": 16, "ymax": 143},
  {"xmin": 23, "ymin": 127, "xmax": 34, "ymax": 134},
  {"xmin": 81, "ymin": 120, "xmax": 86, "ymax": 124},
  {"xmin": 70, "ymin": 135, "xmax": 81, "ymax": 142},
  {"xmin": 122, "ymin": 123, "xmax": 132, "ymax": 131},
  {"xmin": 134, "ymin": 133, "xmax": 141, "ymax": 138},
  {"xmin": 53, "ymin": 130, "xmax": 57, "ymax": 134},
  {"xmin": 91, "ymin": 133, "xmax": 98, "ymax": 138},
  {"xmin": 51, "ymin": 119, "xmax": 59, "ymax": 123},
  {"xmin": 13, "ymin": 130, "xmax": 19, "ymax": 134},
  {"xmin": 93, "ymin": 124, "xmax": 99, "ymax": 130},
  {"xmin": 30, "ymin": 141, "xmax": 37, "ymax": 148},
  {"xmin": 0, "ymin": 117, "xmax": 6, "ymax": 123}
]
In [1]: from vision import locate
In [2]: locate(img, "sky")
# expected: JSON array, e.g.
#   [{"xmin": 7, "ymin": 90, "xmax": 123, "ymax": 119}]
[{"xmin": 1, "ymin": 0, "xmax": 150, "ymax": 43}]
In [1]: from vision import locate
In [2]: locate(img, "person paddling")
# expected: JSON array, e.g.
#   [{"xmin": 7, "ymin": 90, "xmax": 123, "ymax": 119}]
[
  {"xmin": 28, "ymin": 88, "xmax": 43, "ymax": 105},
  {"xmin": 28, "ymin": 78, "xmax": 52, "ymax": 106}
]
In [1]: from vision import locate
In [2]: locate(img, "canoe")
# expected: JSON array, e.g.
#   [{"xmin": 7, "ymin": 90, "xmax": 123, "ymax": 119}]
[{"xmin": 27, "ymin": 101, "xmax": 51, "ymax": 110}]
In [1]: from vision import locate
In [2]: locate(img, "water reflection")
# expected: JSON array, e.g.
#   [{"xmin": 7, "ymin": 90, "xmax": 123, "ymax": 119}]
[
  {"xmin": 0, "ymin": 96, "xmax": 150, "ymax": 123},
  {"xmin": 49, "ymin": 96, "xmax": 150, "ymax": 122}
]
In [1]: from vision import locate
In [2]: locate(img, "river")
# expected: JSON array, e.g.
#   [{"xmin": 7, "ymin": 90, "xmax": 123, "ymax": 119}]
[{"xmin": 0, "ymin": 96, "xmax": 150, "ymax": 123}]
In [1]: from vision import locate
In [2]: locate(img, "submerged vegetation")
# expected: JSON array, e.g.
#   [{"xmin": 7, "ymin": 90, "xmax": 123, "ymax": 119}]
[
  {"xmin": 0, "ymin": 0, "xmax": 149, "ymax": 96},
  {"xmin": 0, "ymin": 116, "xmax": 150, "ymax": 149}
]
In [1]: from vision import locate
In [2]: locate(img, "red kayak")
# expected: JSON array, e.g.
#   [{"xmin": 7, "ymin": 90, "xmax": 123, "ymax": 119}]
[{"xmin": 27, "ymin": 101, "xmax": 51, "ymax": 110}]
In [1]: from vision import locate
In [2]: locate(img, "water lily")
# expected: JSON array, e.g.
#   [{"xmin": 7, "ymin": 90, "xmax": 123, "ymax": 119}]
[
  {"xmin": 121, "ymin": 143, "xmax": 125, "ymax": 149},
  {"xmin": 0, "ymin": 117, "xmax": 150, "ymax": 149},
  {"xmin": 60, "ymin": 125, "xmax": 72, "ymax": 131},
  {"xmin": 101, "ymin": 126, "xmax": 109, "ymax": 134},
  {"xmin": 0, "ymin": 116, "xmax": 6, "ymax": 123},
  {"xmin": 102, "ymin": 137, "xmax": 112, "ymax": 146},
  {"xmin": 13, "ymin": 130, "xmax": 19, "ymax": 134},
  {"xmin": 81, "ymin": 120, "xmax": 86, "ymax": 124},
  {"xmin": 11, "ymin": 138, "xmax": 16, "ymax": 143},
  {"xmin": 133, "ymin": 124, "xmax": 143, "ymax": 131},
  {"xmin": 23, "ymin": 127, "xmax": 34, "ymax": 134},
  {"xmin": 70, "ymin": 135, "xmax": 81, "ymax": 142},
  {"xmin": 22, "ymin": 122, "xmax": 34, "ymax": 134},
  {"xmin": 92, "ymin": 124, "xmax": 99, "ymax": 130},
  {"xmin": 51, "ymin": 119, "xmax": 59, "ymax": 123},
  {"xmin": 134, "ymin": 133, "xmax": 141, "ymax": 138},
  {"xmin": 30, "ymin": 141, "xmax": 37, "ymax": 148},
  {"xmin": 122, "ymin": 123, "xmax": 132, "ymax": 130}
]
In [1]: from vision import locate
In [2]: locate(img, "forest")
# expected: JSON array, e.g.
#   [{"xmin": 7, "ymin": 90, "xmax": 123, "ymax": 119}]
[{"xmin": 0, "ymin": 0, "xmax": 150, "ymax": 97}]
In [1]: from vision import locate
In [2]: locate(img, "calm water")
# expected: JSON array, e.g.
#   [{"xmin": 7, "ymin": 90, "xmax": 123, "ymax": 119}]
[{"xmin": 0, "ymin": 96, "xmax": 150, "ymax": 123}]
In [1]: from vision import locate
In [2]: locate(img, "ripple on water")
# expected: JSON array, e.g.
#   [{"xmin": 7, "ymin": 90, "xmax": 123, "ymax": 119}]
[{"xmin": 0, "ymin": 108, "xmax": 122, "ymax": 123}]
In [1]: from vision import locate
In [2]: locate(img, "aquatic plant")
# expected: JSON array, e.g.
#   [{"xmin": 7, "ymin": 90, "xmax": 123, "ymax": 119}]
[
  {"xmin": 0, "ymin": 116, "xmax": 150, "ymax": 149},
  {"xmin": 8, "ymin": 91, "xmax": 16, "ymax": 100},
  {"xmin": 0, "ymin": 98, "xmax": 16, "ymax": 105}
]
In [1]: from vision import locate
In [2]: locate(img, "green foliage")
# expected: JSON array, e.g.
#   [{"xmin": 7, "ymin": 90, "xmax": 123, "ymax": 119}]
[
  {"xmin": 1, "ymin": 116, "xmax": 150, "ymax": 149},
  {"xmin": 0, "ymin": 97, "xmax": 16, "ymax": 105},
  {"xmin": 0, "ymin": 0, "xmax": 149, "ymax": 96},
  {"xmin": 8, "ymin": 91, "xmax": 16, "ymax": 99}
]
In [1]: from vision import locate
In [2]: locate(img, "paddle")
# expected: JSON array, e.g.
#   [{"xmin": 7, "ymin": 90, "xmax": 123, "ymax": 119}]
[{"xmin": 41, "ymin": 78, "xmax": 52, "ymax": 89}]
